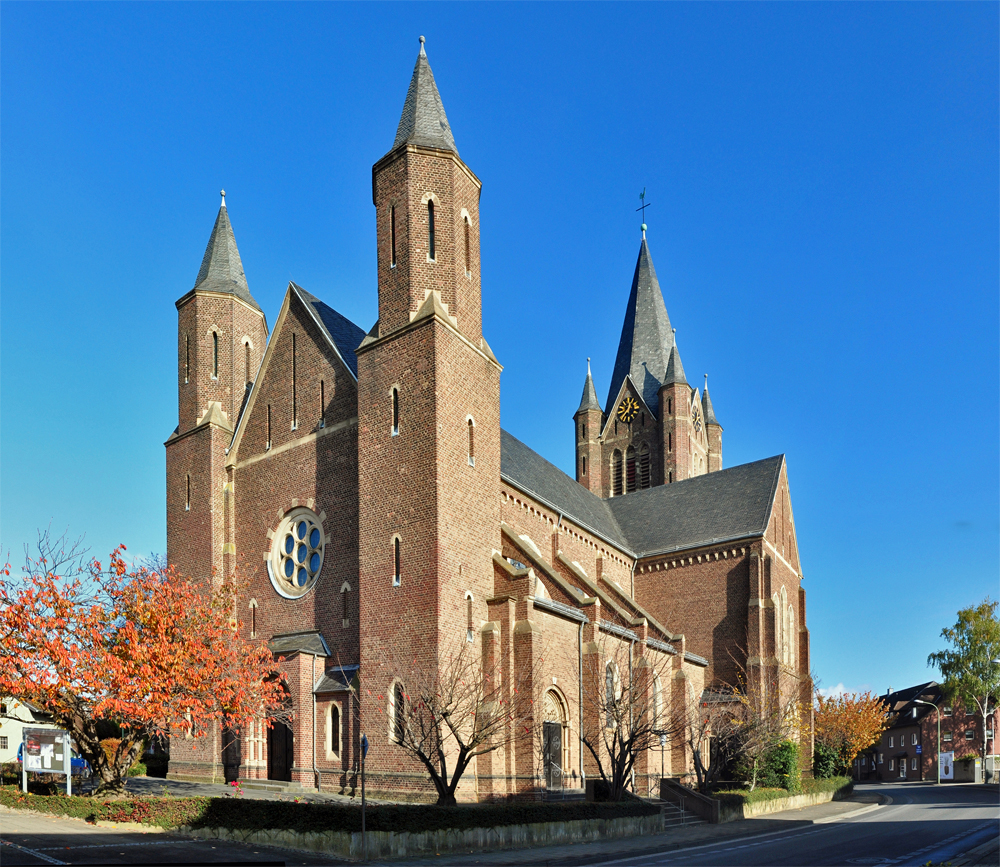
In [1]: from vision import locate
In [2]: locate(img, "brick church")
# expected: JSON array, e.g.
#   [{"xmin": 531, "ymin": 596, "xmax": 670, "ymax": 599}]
[{"xmin": 165, "ymin": 39, "xmax": 811, "ymax": 798}]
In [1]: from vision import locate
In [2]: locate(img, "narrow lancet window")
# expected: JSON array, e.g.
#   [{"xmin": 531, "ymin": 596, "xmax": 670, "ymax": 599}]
[
  {"xmin": 393, "ymin": 537, "xmax": 401, "ymax": 586},
  {"xmin": 185, "ymin": 474, "xmax": 191, "ymax": 511},
  {"xmin": 390, "ymin": 205, "xmax": 397, "ymax": 267},
  {"xmin": 464, "ymin": 216, "xmax": 470, "ymax": 275},
  {"xmin": 184, "ymin": 335, "xmax": 190, "ymax": 383},
  {"xmin": 393, "ymin": 683, "xmax": 405, "ymax": 741},
  {"xmin": 467, "ymin": 419, "xmax": 475, "ymax": 466},
  {"xmin": 427, "ymin": 200, "xmax": 435, "ymax": 260},
  {"xmin": 291, "ymin": 334, "xmax": 297, "ymax": 430},
  {"xmin": 212, "ymin": 332, "xmax": 219, "ymax": 379},
  {"xmin": 466, "ymin": 593, "xmax": 474, "ymax": 642},
  {"xmin": 320, "ymin": 380, "xmax": 325, "ymax": 428},
  {"xmin": 391, "ymin": 388, "xmax": 399, "ymax": 436},
  {"xmin": 245, "ymin": 342, "xmax": 251, "ymax": 384},
  {"xmin": 266, "ymin": 404, "xmax": 272, "ymax": 450}
]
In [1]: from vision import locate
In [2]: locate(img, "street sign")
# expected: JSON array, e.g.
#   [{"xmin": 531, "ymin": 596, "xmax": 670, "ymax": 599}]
[
  {"xmin": 361, "ymin": 733, "xmax": 369, "ymax": 758},
  {"xmin": 916, "ymin": 745, "xmax": 922, "ymax": 754}
]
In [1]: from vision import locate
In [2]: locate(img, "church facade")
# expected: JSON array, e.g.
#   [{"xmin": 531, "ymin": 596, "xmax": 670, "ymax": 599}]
[{"xmin": 165, "ymin": 40, "xmax": 811, "ymax": 798}]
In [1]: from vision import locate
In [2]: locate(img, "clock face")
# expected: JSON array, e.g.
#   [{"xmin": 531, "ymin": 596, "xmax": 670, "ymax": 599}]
[
  {"xmin": 692, "ymin": 406, "xmax": 703, "ymax": 432},
  {"xmin": 617, "ymin": 395, "xmax": 640, "ymax": 423}
]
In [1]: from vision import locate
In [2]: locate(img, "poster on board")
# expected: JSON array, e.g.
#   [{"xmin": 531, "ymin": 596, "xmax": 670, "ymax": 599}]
[{"xmin": 940, "ymin": 751, "xmax": 954, "ymax": 780}]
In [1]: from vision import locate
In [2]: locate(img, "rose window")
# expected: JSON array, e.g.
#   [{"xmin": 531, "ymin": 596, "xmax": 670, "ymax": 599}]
[{"xmin": 268, "ymin": 508, "xmax": 324, "ymax": 598}]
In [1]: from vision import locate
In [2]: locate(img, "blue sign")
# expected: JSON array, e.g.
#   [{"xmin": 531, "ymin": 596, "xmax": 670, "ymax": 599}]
[
  {"xmin": 361, "ymin": 733, "xmax": 369, "ymax": 758},
  {"xmin": 916, "ymin": 745, "xmax": 922, "ymax": 754}
]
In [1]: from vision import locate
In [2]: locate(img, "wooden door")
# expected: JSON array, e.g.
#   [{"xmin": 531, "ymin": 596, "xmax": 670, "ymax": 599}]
[
  {"xmin": 267, "ymin": 721, "xmax": 294, "ymax": 782},
  {"xmin": 543, "ymin": 721, "xmax": 562, "ymax": 789}
]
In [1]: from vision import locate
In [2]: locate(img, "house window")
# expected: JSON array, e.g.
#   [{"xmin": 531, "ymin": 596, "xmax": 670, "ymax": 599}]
[
  {"xmin": 464, "ymin": 216, "xmax": 471, "ymax": 275},
  {"xmin": 911, "ymin": 758, "xmax": 917, "ymax": 770},
  {"xmin": 889, "ymin": 736, "xmax": 894, "ymax": 748},
  {"xmin": 966, "ymin": 708, "xmax": 975, "ymax": 717},
  {"xmin": 185, "ymin": 475, "xmax": 191, "ymax": 511},
  {"xmin": 427, "ymin": 200, "xmax": 435, "ymax": 260},
  {"xmin": 625, "ymin": 446, "xmax": 637, "ymax": 493},
  {"xmin": 889, "ymin": 759, "xmax": 894, "ymax": 770},
  {"xmin": 943, "ymin": 731, "xmax": 953, "ymax": 742},
  {"xmin": 611, "ymin": 450, "xmax": 623, "ymax": 496},
  {"xmin": 943, "ymin": 706, "xmax": 952, "ymax": 717},
  {"xmin": 912, "ymin": 733, "xmax": 918, "ymax": 746},
  {"xmin": 393, "ymin": 682, "xmax": 406, "ymax": 743},
  {"xmin": 390, "ymin": 205, "xmax": 397, "ymax": 267},
  {"xmin": 467, "ymin": 418, "xmax": 475, "ymax": 467},
  {"xmin": 393, "ymin": 537, "xmax": 401, "ymax": 587},
  {"xmin": 391, "ymin": 388, "xmax": 399, "ymax": 436},
  {"xmin": 879, "ymin": 753, "xmax": 883, "ymax": 764},
  {"xmin": 965, "ymin": 730, "xmax": 974, "ymax": 740},
  {"xmin": 212, "ymin": 331, "xmax": 219, "ymax": 379},
  {"xmin": 0, "ymin": 736, "xmax": 6, "ymax": 750}
]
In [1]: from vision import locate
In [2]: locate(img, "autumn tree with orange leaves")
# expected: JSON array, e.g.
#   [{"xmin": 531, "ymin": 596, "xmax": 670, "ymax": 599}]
[
  {"xmin": 814, "ymin": 690, "xmax": 889, "ymax": 777},
  {"xmin": 0, "ymin": 531, "xmax": 287, "ymax": 794}
]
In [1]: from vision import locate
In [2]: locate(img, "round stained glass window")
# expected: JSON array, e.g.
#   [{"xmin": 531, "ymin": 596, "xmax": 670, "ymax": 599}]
[{"xmin": 268, "ymin": 508, "xmax": 325, "ymax": 598}]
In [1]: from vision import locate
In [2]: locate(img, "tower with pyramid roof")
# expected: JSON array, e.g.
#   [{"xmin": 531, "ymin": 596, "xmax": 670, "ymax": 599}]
[{"xmin": 576, "ymin": 234, "xmax": 722, "ymax": 495}]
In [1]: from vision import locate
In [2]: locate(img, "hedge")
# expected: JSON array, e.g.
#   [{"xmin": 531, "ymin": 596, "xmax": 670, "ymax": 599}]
[
  {"xmin": 0, "ymin": 785, "xmax": 658, "ymax": 834},
  {"xmin": 713, "ymin": 775, "xmax": 852, "ymax": 808}
]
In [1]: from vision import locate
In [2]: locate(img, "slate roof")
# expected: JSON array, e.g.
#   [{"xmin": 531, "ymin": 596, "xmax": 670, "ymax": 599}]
[
  {"xmin": 268, "ymin": 631, "xmax": 331, "ymax": 657},
  {"xmin": 190, "ymin": 201, "xmax": 262, "ymax": 312},
  {"xmin": 702, "ymin": 387, "xmax": 720, "ymax": 426},
  {"xmin": 501, "ymin": 430, "xmax": 786, "ymax": 558},
  {"xmin": 607, "ymin": 456, "xmax": 784, "ymax": 557},
  {"xmin": 391, "ymin": 39, "xmax": 458, "ymax": 156},
  {"xmin": 606, "ymin": 239, "xmax": 674, "ymax": 416},
  {"xmin": 576, "ymin": 362, "xmax": 602, "ymax": 414},
  {"xmin": 314, "ymin": 664, "xmax": 360, "ymax": 694},
  {"xmin": 291, "ymin": 284, "xmax": 367, "ymax": 379},
  {"xmin": 663, "ymin": 343, "xmax": 687, "ymax": 386},
  {"xmin": 500, "ymin": 429, "xmax": 628, "ymax": 549}
]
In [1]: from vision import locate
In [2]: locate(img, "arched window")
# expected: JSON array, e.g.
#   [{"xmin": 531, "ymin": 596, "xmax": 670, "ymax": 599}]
[
  {"xmin": 393, "ymin": 682, "xmax": 406, "ymax": 743},
  {"xmin": 467, "ymin": 418, "xmax": 475, "ymax": 467},
  {"xmin": 341, "ymin": 581, "xmax": 351, "ymax": 627},
  {"xmin": 772, "ymin": 592, "xmax": 782, "ymax": 661},
  {"xmin": 319, "ymin": 380, "xmax": 325, "ymax": 429},
  {"xmin": 779, "ymin": 587, "xmax": 789, "ymax": 665},
  {"xmin": 625, "ymin": 446, "xmax": 637, "ymax": 493},
  {"xmin": 581, "ymin": 455, "xmax": 587, "ymax": 475},
  {"xmin": 788, "ymin": 605, "xmax": 796, "ymax": 668},
  {"xmin": 427, "ymin": 200, "xmax": 435, "ymax": 260},
  {"xmin": 248, "ymin": 599, "xmax": 257, "ymax": 638},
  {"xmin": 245, "ymin": 342, "xmax": 251, "ymax": 384},
  {"xmin": 266, "ymin": 404, "xmax": 272, "ymax": 450},
  {"xmin": 652, "ymin": 675, "xmax": 663, "ymax": 730},
  {"xmin": 605, "ymin": 663, "xmax": 620, "ymax": 728},
  {"xmin": 611, "ymin": 450, "xmax": 623, "ymax": 496},
  {"xmin": 184, "ymin": 335, "xmax": 190, "ymax": 384},
  {"xmin": 638, "ymin": 443, "xmax": 651, "ymax": 489},
  {"xmin": 329, "ymin": 704, "xmax": 341, "ymax": 757},
  {"xmin": 390, "ymin": 205, "xmax": 397, "ymax": 267},
  {"xmin": 466, "ymin": 592, "xmax": 474, "ymax": 643},
  {"xmin": 212, "ymin": 331, "xmax": 219, "ymax": 379},
  {"xmin": 185, "ymin": 474, "xmax": 191, "ymax": 511},
  {"xmin": 391, "ymin": 388, "xmax": 399, "ymax": 436},
  {"xmin": 291, "ymin": 333, "xmax": 297, "ymax": 430},
  {"xmin": 668, "ymin": 471, "xmax": 673, "ymax": 483},
  {"xmin": 464, "ymin": 216, "xmax": 471, "ymax": 275},
  {"xmin": 668, "ymin": 432, "xmax": 672, "ymax": 451},
  {"xmin": 667, "ymin": 398, "xmax": 673, "ymax": 414},
  {"xmin": 393, "ymin": 537, "xmax": 401, "ymax": 587}
]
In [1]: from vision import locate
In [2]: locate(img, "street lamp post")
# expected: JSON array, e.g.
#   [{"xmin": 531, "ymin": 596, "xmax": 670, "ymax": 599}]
[{"xmin": 913, "ymin": 699, "xmax": 940, "ymax": 785}]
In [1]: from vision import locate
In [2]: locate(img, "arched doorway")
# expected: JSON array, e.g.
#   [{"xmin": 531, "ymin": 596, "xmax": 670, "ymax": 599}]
[
  {"xmin": 542, "ymin": 689, "xmax": 568, "ymax": 789},
  {"xmin": 267, "ymin": 690, "xmax": 294, "ymax": 782}
]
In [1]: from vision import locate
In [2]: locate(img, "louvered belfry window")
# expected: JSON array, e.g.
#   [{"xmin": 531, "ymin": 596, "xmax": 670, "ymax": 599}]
[
  {"xmin": 611, "ymin": 450, "xmax": 623, "ymax": 496},
  {"xmin": 625, "ymin": 446, "xmax": 637, "ymax": 493},
  {"xmin": 638, "ymin": 443, "xmax": 651, "ymax": 489}
]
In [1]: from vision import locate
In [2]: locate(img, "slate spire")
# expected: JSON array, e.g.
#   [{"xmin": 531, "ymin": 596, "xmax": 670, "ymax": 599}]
[
  {"xmin": 606, "ymin": 238, "xmax": 674, "ymax": 414},
  {"xmin": 663, "ymin": 341, "xmax": 687, "ymax": 386},
  {"xmin": 702, "ymin": 380, "xmax": 720, "ymax": 426},
  {"xmin": 191, "ymin": 193, "xmax": 261, "ymax": 312},
  {"xmin": 576, "ymin": 358, "xmax": 602, "ymax": 414},
  {"xmin": 391, "ymin": 36, "xmax": 459, "ymax": 156}
]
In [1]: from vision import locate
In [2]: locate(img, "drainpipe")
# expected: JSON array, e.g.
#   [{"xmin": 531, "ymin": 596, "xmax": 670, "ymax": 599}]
[
  {"xmin": 578, "ymin": 621, "xmax": 585, "ymax": 788},
  {"xmin": 630, "ymin": 559, "xmax": 637, "ymax": 598},
  {"xmin": 312, "ymin": 653, "xmax": 321, "ymax": 792}
]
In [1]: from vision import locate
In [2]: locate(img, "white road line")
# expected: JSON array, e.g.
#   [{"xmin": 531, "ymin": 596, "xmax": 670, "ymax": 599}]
[
  {"xmin": 1, "ymin": 838, "xmax": 69, "ymax": 865},
  {"xmin": 36, "ymin": 840, "xmax": 197, "ymax": 851}
]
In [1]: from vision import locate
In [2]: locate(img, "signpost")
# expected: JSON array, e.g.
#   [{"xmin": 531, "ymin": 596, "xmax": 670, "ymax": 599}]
[
  {"xmin": 360, "ymin": 733, "xmax": 369, "ymax": 862},
  {"xmin": 22, "ymin": 728, "xmax": 72, "ymax": 795}
]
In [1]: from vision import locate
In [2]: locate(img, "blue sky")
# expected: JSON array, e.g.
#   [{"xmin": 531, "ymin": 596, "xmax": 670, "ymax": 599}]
[{"xmin": 2, "ymin": 3, "xmax": 997, "ymax": 698}]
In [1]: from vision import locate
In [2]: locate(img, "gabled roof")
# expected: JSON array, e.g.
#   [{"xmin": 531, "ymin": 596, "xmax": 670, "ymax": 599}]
[
  {"xmin": 291, "ymin": 284, "xmax": 366, "ymax": 379},
  {"xmin": 391, "ymin": 38, "xmax": 458, "ymax": 155},
  {"xmin": 606, "ymin": 239, "xmax": 674, "ymax": 415},
  {"xmin": 189, "ymin": 199, "xmax": 262, "ymax": 313},
  {"xmin": 607, "ymin": 456, "xmax": 785, "ymax": 557},
  {"xmin": 500, "ymin": 429, "xmax": 629, "ymax": 550},
  {"xmin": 576, "ymin": 360, "xmax": 602, "ymax": 415}
]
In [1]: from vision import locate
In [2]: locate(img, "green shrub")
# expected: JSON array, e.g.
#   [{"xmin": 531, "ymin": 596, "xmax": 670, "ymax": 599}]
[
  {"xmin": 0, "ymin": 785, "xmax": 658, "ymax": 833},
  {"xmin": 766, "ymin": 740, "xmax": 801, "ymax": 794},
  {"xmin": 812, "ymin": 742, "xmax": 838, "ymax": 779},
  {"xmin": 127, "ymin": 762, "xmax": 147, "ymax": 777},
  {"xmin": 801, "ymin": 776, "xmax": 853, "ymax": 798}
]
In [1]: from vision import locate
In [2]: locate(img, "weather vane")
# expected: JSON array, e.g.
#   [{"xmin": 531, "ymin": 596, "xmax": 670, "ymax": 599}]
[{"xmin": 636, "ymin": 188, "xmax": 651, "ymax": 237}]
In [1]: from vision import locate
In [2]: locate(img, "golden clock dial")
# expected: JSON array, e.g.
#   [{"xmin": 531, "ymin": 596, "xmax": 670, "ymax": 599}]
[
  {"xmin": 617, "ymin": 395, "xmax": 640, "ymax": 423},
  {"xmin": 692, "ymin": 406, "xmax": 703, "ymax": 432}
]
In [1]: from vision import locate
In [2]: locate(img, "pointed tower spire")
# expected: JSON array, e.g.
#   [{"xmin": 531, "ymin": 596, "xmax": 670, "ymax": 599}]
[
  {"xmin": 606, "ymin": 238, "xmax": 674, "ymax": 415},
  {"xmin": 702, "ymin": 379, "xmax": 720, "ymax": 427},
  {"xmin": 577, "ymin": 357, "xmax": 602, "ymax": 414},
  {"xmin": 663, "ymin": 337, "xmax": 687, "ymax": 386},
  {"xmin": 391, "ymin": 36, "xmax": 458, "ymax": 155},
  {"xmin": 191, "ymin": 196, "xmax": 261, "ymax": 312}
]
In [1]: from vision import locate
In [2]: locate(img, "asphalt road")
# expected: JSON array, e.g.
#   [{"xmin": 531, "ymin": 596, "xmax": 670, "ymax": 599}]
[{"xmin": 589, "ymin": 783, "xmax": 999, "ymax": 867}]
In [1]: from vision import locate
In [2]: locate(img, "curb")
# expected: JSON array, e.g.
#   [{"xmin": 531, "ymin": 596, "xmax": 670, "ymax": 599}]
[{"xmin": 951, "ymin": 834, "xmax": 1000, "ymax": 867}]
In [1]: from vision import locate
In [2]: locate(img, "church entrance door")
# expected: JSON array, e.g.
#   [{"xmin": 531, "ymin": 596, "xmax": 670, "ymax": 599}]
[
  {"xmin": 267, "ymin": 721, "xmax": 294, "ymax": 782},
  {"xmin": 222, "ymin": 726, "xmax": 242, "ymax": 783}
]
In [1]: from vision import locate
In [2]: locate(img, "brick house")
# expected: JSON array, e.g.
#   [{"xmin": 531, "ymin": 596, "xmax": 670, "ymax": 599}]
[
  {"xmin": 856, "ymin": 682, "xmax": 998, "ymax": 782},
  {"xmin": 165, "ymin": 39, "xmax": 812, "ymax": 799}
]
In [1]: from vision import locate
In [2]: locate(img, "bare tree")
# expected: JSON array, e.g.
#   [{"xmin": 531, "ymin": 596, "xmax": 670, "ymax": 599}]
[
  {"xmin": 580, "ymin": 629, "xmax": 680, "ymax": 801},
  {"xmin": 683, "ymin": 684, "xmax": 743, "ymax": 794},
  {"xmin": 362, "ymin": 639, "xmax": 542, "ymax": 805}
]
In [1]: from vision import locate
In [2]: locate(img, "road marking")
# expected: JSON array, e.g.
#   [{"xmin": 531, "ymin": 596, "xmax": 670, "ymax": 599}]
[
  {"xmin": 1, "ymin": 839, "xmax": 69, "ymax": 865},
  {"xmin": 35, "ymin": 840, "xmax": 197, "ymax": 851}
]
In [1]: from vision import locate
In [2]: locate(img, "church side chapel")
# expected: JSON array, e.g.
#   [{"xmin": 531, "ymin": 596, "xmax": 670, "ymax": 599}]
[{"xmin": 165, "ymin": 38, "xmax": 811, "ymax": 798}]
